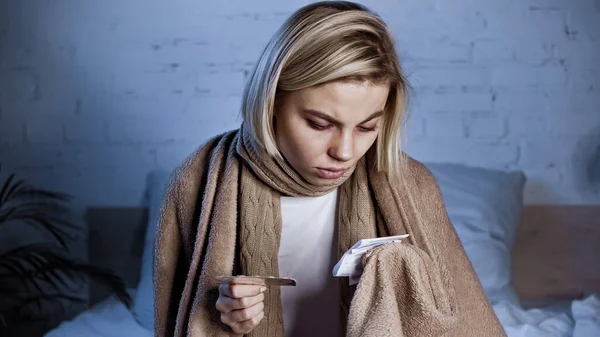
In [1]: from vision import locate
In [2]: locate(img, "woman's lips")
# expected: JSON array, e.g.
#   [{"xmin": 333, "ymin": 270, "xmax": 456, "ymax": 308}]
[{"xmin": 315, "ymin": 167, "xmax": 347, "ymax": 179}]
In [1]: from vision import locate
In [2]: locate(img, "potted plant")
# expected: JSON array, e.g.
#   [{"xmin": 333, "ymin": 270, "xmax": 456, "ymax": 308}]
[{"xmin": 0, "ymin": 166, "xmax": 130, "ymax": 335}]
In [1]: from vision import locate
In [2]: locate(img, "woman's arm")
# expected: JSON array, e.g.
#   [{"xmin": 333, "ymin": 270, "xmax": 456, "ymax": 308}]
[{"xmin": 408, "ymin": 160, "xmax": 507, "ymax": 336}]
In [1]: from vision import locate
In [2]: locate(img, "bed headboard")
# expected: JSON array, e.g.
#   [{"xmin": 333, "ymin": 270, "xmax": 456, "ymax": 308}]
[
  {"xmin": 87, "ymin": 207, "xmax": 148, "ymax": 305},
  {"xmin": 512, "ymin": 205, "xmax": 600, "ymax": 301},
  {"xmin": 85, "ymin": 205, "xmax": 600, "ymax": 305}
]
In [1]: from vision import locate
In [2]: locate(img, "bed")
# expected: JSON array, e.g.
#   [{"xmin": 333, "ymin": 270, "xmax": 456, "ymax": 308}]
[{"xmin": 44, "ymin": 165, "xmax": 600, "ymax": 337}]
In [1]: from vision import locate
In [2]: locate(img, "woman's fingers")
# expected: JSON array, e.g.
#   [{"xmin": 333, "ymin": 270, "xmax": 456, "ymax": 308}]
[
  {"xmin": 216, "ymin": 291, "xmax": 265, "ymax": 312},
  {"xmin": 219, "ymin": 283, "xmax": 266, "ymax": 299},
  {"xmin": 216, "ymin": 282, "xmax": 267, "ymax": 334},
  {"xmin": 230, "ymin": 310, "xmax": 265, "ymax": 335},
  {"xmin": 220, "ymin": 301, "xmax": 265, "ymax": 326}
]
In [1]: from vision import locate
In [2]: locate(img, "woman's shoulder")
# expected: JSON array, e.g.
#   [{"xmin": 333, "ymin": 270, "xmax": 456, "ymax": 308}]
[
  {"xmin": 401, "ymin": 154, "xmax": 439, "ymax": 189},
  {"xmin": 393, "ymin": 154, "xmax": 447, "ymax": 208},
  {"xmin": 167, "ymin": 129, "xmax": 239, "ymax": 196}
]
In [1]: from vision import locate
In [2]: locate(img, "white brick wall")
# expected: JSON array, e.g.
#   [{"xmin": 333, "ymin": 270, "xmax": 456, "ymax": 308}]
[
  {"xmin": 0, "ymin": 0, "xmax": 599, "ymax": 206},
  {"xmin": 466, "ymin": 116, "xmax": 506, "ymax": 139}
]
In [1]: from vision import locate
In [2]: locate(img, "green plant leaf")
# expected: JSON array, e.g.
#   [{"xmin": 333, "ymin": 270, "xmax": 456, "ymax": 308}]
[
  {"xmin": 0, "ymin": 292, "xmax": 86, "ymax": 328},
  {"xmin": 0, "ymin": 168, "xmax": 76, "ymax": 249},
  {"xmin": 0, "ymin": 244, "xmax": 131, "ymax": 307},
  {"xmin": 0, "ymin": 209, "xmax": 76, "ymax": 248},
  {"xmin": 0, "ymin": 173, "xmax": 70, "ymax": 205}
]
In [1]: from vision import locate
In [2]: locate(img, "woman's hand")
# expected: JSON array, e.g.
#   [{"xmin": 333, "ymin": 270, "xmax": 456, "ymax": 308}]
[{"xmin": 216, "ymin": 282, "xmax": 267, "ymax": 335}]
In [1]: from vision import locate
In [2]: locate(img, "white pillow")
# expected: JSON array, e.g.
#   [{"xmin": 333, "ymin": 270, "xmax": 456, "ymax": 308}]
[
  {"xmin": 132, "ymin": 170, "xmax": 171, "ymax": 331},
  {"xmin": 425, "ymin": 163, "xmax": 526, "ymax": 305},
  {"xmin": 45, "ymin": 289, "xmax": 152, "ymax": 337}
]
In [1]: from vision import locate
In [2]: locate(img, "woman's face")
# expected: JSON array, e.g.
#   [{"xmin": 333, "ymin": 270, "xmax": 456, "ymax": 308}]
[{"xmin": 274, "ymin": 80, "xmax": 390, "ymax": 186}]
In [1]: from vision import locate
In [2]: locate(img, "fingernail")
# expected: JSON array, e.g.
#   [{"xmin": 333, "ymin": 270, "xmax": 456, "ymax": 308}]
[{"xmin": 260, "ymin": 286, "xmax": 267, "ymax": 292}]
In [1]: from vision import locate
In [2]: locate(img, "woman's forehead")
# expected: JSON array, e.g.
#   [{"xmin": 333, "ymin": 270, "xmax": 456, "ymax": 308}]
[{"xmin": 290, "ymin": 81, "xmax": 389, "ymax": 118}]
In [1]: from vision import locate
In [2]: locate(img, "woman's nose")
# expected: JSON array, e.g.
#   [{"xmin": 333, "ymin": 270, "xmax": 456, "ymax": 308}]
[{"xmin": 328, "ymin": 131, "xmax": 353, "ymax": 162}]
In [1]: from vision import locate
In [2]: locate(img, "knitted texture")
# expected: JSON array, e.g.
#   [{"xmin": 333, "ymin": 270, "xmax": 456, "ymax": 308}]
[
  {"xmin": 153, "ymin": 124, "xmax": 507, "ymax": 337},
  {"xmin": 239, "ymin": 164, "xmax": 285, "ymax": 337}
]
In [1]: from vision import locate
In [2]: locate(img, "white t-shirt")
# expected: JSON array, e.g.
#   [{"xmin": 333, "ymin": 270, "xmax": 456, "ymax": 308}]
[{"xmin": 278, "ymin": 188, "xmax": 341, "ymax": 337}]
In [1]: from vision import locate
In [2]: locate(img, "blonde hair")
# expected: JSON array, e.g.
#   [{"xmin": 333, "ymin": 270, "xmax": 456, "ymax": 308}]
[{"xmin": 241, "ymin": 1, "xmax": 410, "ymax": 175}]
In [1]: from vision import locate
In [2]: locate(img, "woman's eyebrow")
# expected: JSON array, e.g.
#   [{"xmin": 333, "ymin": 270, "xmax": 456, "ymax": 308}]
[
  {"xmin": 361, "ymin": 110, "xmax": 384, "ymax": 123},
  {"xmin": 302, "ymin": 109, "xmax": 384, "ymax": 125}
]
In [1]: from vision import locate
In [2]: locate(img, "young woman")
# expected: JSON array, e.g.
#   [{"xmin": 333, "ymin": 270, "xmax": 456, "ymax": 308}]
[{"xmin": 154, "ymin": 2, "xmax": 506, "ymax": 336}]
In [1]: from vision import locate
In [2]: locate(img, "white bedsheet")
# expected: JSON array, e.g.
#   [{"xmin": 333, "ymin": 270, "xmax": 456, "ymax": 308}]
[
  {"xmin": 494, "ymin": 294, "xmax": 600, "ymax": 337},
  {"xmin": 44, "ymin": 290, "xmax": 152, "ymax": 337}
]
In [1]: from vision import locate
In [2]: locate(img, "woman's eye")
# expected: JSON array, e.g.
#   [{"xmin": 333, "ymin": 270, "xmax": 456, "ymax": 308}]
[
  {"xmin": 308, "ymin": 120, "xmax": 331, "ymax": 130},
  {"xmin": 358, "ymin": 125, "xmax": 378, "ymax": 132}
]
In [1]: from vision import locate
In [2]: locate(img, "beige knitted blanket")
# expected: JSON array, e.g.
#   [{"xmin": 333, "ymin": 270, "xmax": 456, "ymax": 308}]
[{"xmin": 154, "ymin": 125, "xmax": 506, "ymax": 336}]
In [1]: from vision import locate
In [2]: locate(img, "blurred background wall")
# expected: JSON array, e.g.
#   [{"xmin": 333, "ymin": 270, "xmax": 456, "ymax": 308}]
[{"xmin": 0, "ymin": 0, "xmax": 598, "ymax": 206}]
